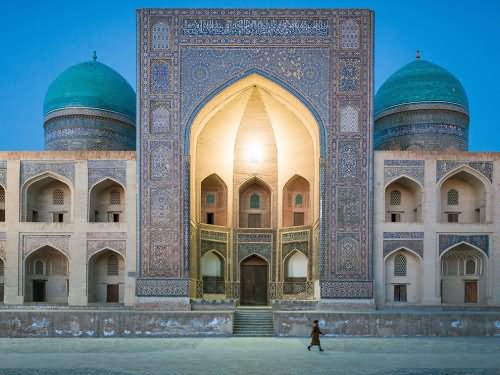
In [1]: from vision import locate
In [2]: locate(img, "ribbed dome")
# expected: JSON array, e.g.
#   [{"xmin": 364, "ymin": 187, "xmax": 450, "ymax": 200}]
[
  {"xmin": 375, "ymin": 59, "xmax": 469, "ymax": 117},
  {"xmin": 43, "ymin": 60, "xmax": 136, "ymax": 122}
]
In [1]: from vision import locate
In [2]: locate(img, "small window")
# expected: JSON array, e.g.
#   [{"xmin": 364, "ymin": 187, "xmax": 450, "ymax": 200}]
[
  {"xmin": 391, "ymin": 213, "xmax": 401, "ymax": 222},
  {"xmin": 53, "ymin": 189, "xmax": 64, "ymax": 205},
  {"xmin": 0, "ymin": 210, "xmax": 4, "ymax": 222},
  {"xmin": 390, "ymin": 190, "xmax": 401, "ymax": 206},
  {"xmin": 107, "ymin": 255, "xmax": 119, "ymax": 276},
  {"xmin": 110, "ymin": 191, "xmax": 121, "ymax": 205},
  {"xmin": 295, "ymin": 194, "xmax": 304, "ymax": 207},
  {"xmin": 394, "ymin": 285, "xmax": 407, "ymax": 302},
  {"xmin": 466, "ymin": 259, "xmax": 476, "ymax": 275},
  {"xmin": 250, "ymin": 193, "xmax": 260, "ymax": 209},
  {"xmin": 53, "ymin": 213, "xmax": 64, "ymax": 223},
  {"xmin": 94, "ymin": 210, "xmax": 99, "ymax": 221},
  {"xmin": 0, "ymin": 261, "xmax": 4, "ymax": 276},
  {"xmin": 34, "ymin": 260, "xmax": 44, "ymax": 275},
  {"xmin": 206, "ymin": 193, "xmax": 215, "ymax": 205},
  {"xmin": 447, "ymin": 189, "xmax": 459, "ymax": 205},
  {"xmin": 113, "ymin": 213, "xmax": 120, "ymax": 223},
  {"xmin": 447, "ymin": 213, "xmax": 459, "ymax": 223},
  {"xmin": 0, "ymin": 189, "xmax": 4, "ymax": 202},
  {"xmin": 32, "ymin": 210, "xmax": 38, "ymax": 222},
  {"xmin": 394, "ymin": 254, "xmax": 407, "ymax": 276},
  {"xmin": 293, "ymin": 212, "xmax": 304, "ymax": 226},
  {"xmin": 248, "ymin": 213, "xmax": 261, "ymax": 228},
  {"xmin": 206, "ymin": 212, "xmax": 214, "ymax": 224}
]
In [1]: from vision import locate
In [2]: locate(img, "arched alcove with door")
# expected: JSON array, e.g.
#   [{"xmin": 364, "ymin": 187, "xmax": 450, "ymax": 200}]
[
  {"xmin": 384, "ymin": 249, "xmax": 421, "ymax": 304},
  {"xmin": 439, "ymin": 168, "xmax": 488, "ymax": 224},
  {"xmin": 23, "ymin": 174, "xmax": 72, "ymax": 223},
  {"xmin": 384, "ymin": 177, "xmax": 422, "ymax": 223},
  {"xmin": 24, "ymin": 246, "xmax": 69, "ymax": 303},
  {"xmin": 89, "ymin": 178, "xmax": 126, "ymax": 223},
  {"xmin": 441, "ymin": 243, "xmax": 486, "ymax": 304},
  {"xmin": 88, "ymin": 249, "xmax": 125, "ymax": 303}
]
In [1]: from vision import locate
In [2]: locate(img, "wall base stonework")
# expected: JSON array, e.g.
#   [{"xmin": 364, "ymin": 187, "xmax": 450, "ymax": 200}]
[
  {"xmin": 0, "ymin": 309, "xmax": 232, "ymax": 337},
  {"xmin": 274, "ymin": 311, "xmax": 500, "ymax": 336},
  {"xmin": 1, "ymin": 308, "xmax": 499, "ymax": 337}
]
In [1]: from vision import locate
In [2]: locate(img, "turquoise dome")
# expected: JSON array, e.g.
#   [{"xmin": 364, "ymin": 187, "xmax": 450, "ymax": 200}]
[
  {"xmin": 375, "ymin": 59, "xmax": 469, "ymax": 117},
  {"xmin": 44, "ymin": 60, "xmax": 136, "ymax": 122}
]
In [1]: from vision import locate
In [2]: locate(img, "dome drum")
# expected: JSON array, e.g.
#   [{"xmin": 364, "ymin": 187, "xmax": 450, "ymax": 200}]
[{"xmin": 374, "ymin": 105, "xmax": 469, "ymax": 151}]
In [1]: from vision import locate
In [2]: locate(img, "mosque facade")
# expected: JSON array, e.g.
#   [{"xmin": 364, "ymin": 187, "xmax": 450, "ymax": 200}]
[{"xmin": 0, "ymin": 8, "xmax": 499, "ymax": 317}]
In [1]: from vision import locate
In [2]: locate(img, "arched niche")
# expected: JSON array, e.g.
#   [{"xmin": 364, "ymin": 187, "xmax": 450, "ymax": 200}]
[
  {"xmin": 89, "ymin": 179, "xmax": 126, "ymax": 223},
  {"xmin": 284, "ymin": 250, "xmax": 308, "ymax": 296},
  {"xmin": 200, "ymin": 174, "xmax": 227, "ymax": 226},
  {"xmin": 282, "ymin": 175, "xmax": 310, "ymax": 227},
  {"xmin": 23, "ymin": 174, "xmax": 72, "ymax": 223},
  {"xmin": 24, "ymin": 246, "xmax": 68, "ymax": 303},
  {"xmin": 384, "ymin": 249, "xmax": 421, "ymax": 304},
  {"xmin": 439, "ymin": 169, "xmax": 488, "ymax": 224},
  {"xmin": 201, "ymin": 251, "xmax": 225, "ymax": 295},
  {"xmin": 88, "ymin": 249, "xmax": 125, "ymax": 303},
  {"xmin": 385, "ymin": 177, "xmax": 422, "ymax": 223},
  {"xmin": 441, "ymin": 243, "xmax": 486, "ymax": 304},
  {"xmin": 239, "ymin": 178, "xmax": 271, "ymax": 228}
]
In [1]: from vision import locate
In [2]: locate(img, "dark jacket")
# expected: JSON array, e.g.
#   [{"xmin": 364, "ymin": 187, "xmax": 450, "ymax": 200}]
[{"xmin": 310, "ymin": 324, "xmax": 323, "ymax": 345}]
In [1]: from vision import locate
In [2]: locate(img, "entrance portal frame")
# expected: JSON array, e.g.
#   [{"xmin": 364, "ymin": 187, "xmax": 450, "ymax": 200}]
[{"xmin": 137, "ymin": 8, "xmax": 374, "ymax": 299}]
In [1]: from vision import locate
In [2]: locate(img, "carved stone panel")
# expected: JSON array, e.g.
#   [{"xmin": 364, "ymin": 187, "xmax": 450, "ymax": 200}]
[
  {"xmin": 22, "ymin": 234, "xmax": 71, "ymax": 258},
  {"xmin": 88, "ymin": 160, "xmax": 126, "ymax": 188},
  {"xmin": 20, "ymin": 161, "xmax": 75, "ymax": 186}
]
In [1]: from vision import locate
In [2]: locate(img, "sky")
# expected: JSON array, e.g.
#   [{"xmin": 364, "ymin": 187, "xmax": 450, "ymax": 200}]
[{"xmin": 0, "ymin": 0, "xmax": 499, "ymax": 151}]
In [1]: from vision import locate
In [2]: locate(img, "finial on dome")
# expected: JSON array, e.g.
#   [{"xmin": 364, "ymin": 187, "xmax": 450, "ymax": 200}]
[
  {"xmin": 416, "ymin": 50, "xmax": 421, "ymax": 60},
  {"xmin": 92, "ymin": 51, "xmax": 97, "ymax": 62}
]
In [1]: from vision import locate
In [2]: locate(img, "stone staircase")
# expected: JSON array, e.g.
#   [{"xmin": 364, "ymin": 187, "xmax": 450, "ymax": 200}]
[{"xmin": 233, "ymin": 309, "xmax": 274, "ymax": 337}]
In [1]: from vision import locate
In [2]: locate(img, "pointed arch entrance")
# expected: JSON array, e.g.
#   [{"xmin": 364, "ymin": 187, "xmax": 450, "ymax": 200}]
[
  {"xmin": 189, "ymin": 73, "xmax": 321, "ymax": 304},
  {"xmin": 240, "ymin": 255, "xmax": 269, "ymax": 306}
]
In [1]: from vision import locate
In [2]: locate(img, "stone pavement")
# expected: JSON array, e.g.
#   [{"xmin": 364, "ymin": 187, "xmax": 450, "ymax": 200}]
[{"xmin": 0, "ymin": 337, "xmax": 499, "ymax": 375}]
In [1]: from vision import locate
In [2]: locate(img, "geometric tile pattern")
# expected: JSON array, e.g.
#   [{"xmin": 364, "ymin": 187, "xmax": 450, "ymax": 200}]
[{"xmin": 138, "ymin": 9, "xmax": 373, "ymax": 298}]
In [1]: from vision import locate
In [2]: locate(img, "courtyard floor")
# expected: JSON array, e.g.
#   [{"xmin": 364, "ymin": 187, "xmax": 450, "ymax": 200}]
[{"xmin": 0, "ymin": 337, "xmax": 499, "ymax": 374}]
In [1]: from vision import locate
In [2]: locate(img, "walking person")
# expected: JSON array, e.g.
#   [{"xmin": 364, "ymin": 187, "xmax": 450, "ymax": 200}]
[{"xmin": 307, "ymin": 320, "xmax": 325, "ymax": 351}]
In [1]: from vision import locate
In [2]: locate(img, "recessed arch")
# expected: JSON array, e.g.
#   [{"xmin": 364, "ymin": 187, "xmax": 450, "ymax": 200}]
[
  {"xmin": 24, "ymin": 245, "xmax": 69, "ymax": 303},
  {"xmin": 384, "ymin": 176, "xmax": 422, "ymax": 223},
  {"xmin": 200, "ymin": 173, "xmax": 227, "ymax": 226},
  {"xmin": 88, "ymin": 248, "xmax": 125, "ymax": 304},
  {"xmin": 239, "ymin": 177, "xmax": 272, "ymax": 228},
  {"xmin": 440, "ymin": 242, "xmax": 487, "ymax": 304},
  {"xmin": 88, "ymin": 177, "xmax": 126, "ymax": 223},
  {"xmin": 201, "ymin": 250, "xmax": 225, "ymax": 295},
  {"xmin": 439, "ymin": 167, "xmax": 488, "ymax": 224},
  {"xmin": 21, "ymin": 172, "xmax": 73, "ymax": 223},
  {"xmin": 282, "ymin": 175, "xmax": 310, "ymax": 227},
  {"xmin": 384, "ymin": 248, "xmax": 422, "ymax": 304}
]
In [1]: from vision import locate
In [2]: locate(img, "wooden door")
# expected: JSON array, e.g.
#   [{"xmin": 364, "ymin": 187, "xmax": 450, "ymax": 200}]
[
  {"xmin": 240, "ymin": 255, "xmax": 268, "ymax": 305},
  {"xmin": 107, "ymin": 284, "xmax": 119, "ymax": 303},
  {"xmin": 464, "ymin": 281, "xmax": 477, "ymax": 303},
  {"xmin": 33, "ymin": 280, "xmax": 46, "ymax": 302}
]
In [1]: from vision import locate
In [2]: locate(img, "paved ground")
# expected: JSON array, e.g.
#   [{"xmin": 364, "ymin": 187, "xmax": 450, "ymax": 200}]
[{"xmin": 0, "ymin": 337, "xmax": 499, "ymax": 374}]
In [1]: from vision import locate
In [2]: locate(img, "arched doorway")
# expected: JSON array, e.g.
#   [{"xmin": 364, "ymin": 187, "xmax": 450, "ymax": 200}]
[
  {"xmin": 441, "ymin": 243, "xmax": 486, "ymax": 304},
  {"xmin": 240, "ymin": 255, "xmax": 268, "ymax": 306},
  {"xmin": 88, "ymin": 249, "xmax": 125, "ymax": 304},
  {"xmin": 24, "ymin": 246, "xmax": 69, "ymax": 303},
  {"xmin": 89, "ymin": 179, "xmax": 126, "ymax": 223}
]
